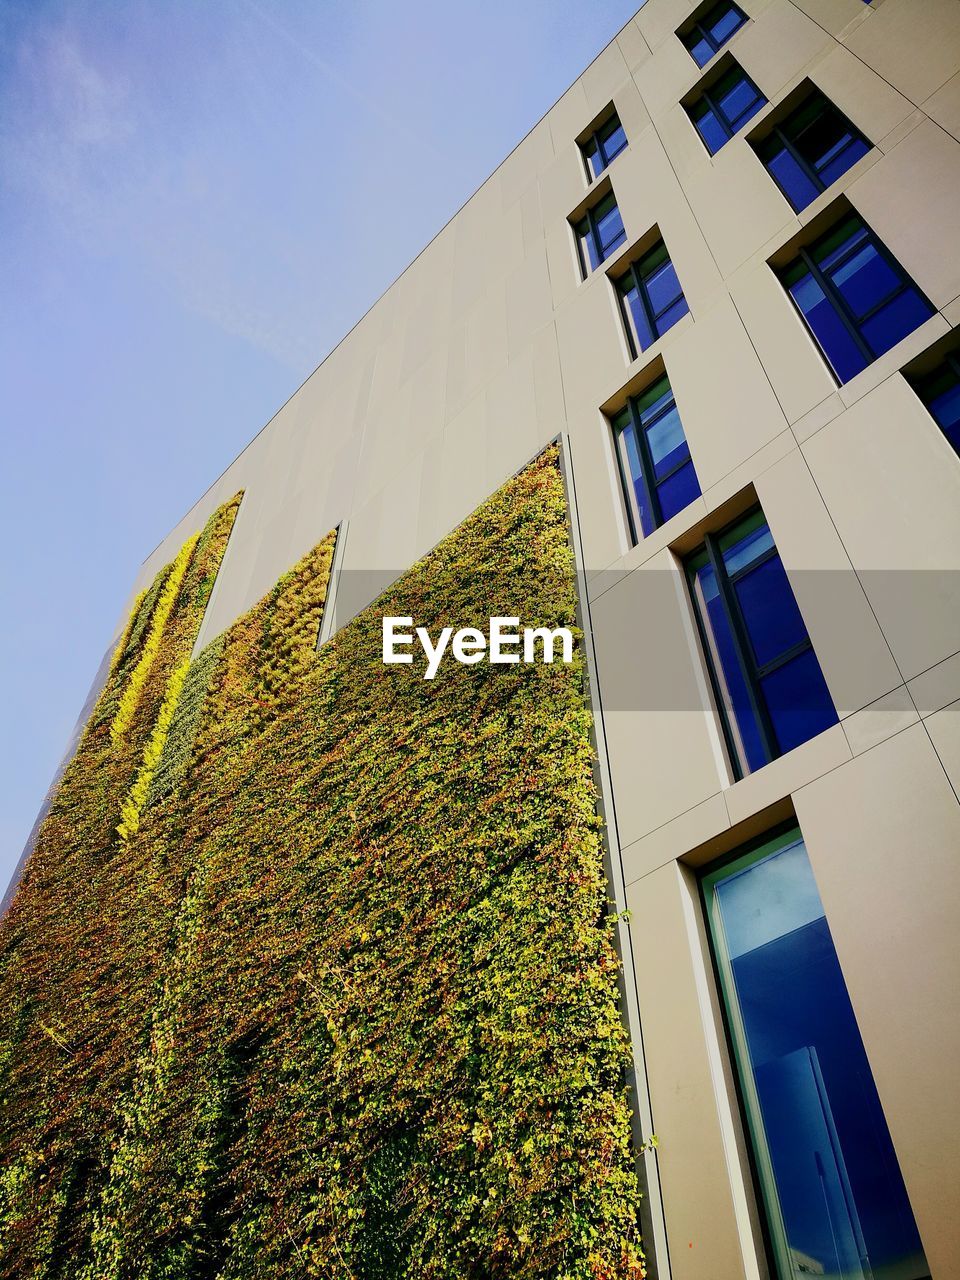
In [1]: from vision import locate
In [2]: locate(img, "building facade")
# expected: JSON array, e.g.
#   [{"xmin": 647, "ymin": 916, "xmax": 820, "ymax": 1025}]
[{"xmin": 15, "ymin": 1, "xmax": 960, "ymax": 1277}]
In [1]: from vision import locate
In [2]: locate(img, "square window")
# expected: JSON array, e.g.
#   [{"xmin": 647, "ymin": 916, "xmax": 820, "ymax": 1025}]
[
  {"xmin": 615, "ymin": 240, "xmax": 690, "ymax": 357},
  {"xmin": 679, "ymin": 1, "xmax": 749, "ymax": 68},
  {"xmin": 686, "ymin": 508, "xmax": 837, "ymax": 776},
  {"xmin": 687, "ymin": 62, "xmax": 767, "ymax": 154},
  {"xmin": 778, "ymin": 213, "xmax": 935, "ymax": 383},
  {"xmin": 581, "ymin": 110, "xmax": 628, "ymax": 181},
  {"xmin": 611, "ymin": 375, "xmax": 701, "ymax": 540},
  {"xmin": 572, "ymin": 191, "xmax": 626, "ymax": 277},
  {"xmin": 753, "ymin": 88, "xmax": 870, "ymax": 212}
]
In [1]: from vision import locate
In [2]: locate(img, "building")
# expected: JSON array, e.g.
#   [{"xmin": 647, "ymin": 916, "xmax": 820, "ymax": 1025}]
[{"xmin": 5, "ymin": 2, "xmax": 960, "ymax": 1277}]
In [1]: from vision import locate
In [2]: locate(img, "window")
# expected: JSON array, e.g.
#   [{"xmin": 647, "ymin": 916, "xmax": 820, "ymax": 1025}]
[
  {"xmin": 703, "ymin": 828, "xmax": 930, "ymax": 1280},
  {"xmin": 581, "ymin": 112, "xmax": 628, "ymax": 180},
  {"xmin": 573, "ymin": 191, "xmax": 626, "ymax": 276},
  {"xmin": 687, "ymin": 63, "xmax": 767, "ymax": 154},
  {"xmin": 910, "ymin": 354, "xmax": 960, "ymax": 457},
  {"xmin": 687, "ymin": 509, "xmax": 837, "ymax": 777},
  {"xmin": 779, "ymin": 214, "xmax": 935, "ymax": 383},
  {"xmin": 753, "ymin": 89, "xmax": 871, "ymax": 212},
  {"xmin": 680, "ymin": 1, "xmax": 748, "ymax": 68},
  {"xmin": 612, "ymin": 376, "xmax": 701, "ymax": 540},
  {"xmin": 616, "ymin": 240, "xmax": 689, "ymax": 357}
]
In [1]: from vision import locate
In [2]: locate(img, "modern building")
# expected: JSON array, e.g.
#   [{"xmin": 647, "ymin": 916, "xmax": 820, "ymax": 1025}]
[{"xmin": 8, "ymin": 2, "xmax": 960, "ymax": 1277}]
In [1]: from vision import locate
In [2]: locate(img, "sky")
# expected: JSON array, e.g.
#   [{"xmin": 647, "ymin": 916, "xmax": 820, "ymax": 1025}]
[{"xmin": 0, "ymin": 0, "xmax": 645, "ymax": 900}]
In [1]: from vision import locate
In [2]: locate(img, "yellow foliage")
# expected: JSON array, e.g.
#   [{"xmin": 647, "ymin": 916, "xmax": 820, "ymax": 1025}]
[{"xmin": 109, "ymin": 534, "xmax": 199, "ymax": 747}]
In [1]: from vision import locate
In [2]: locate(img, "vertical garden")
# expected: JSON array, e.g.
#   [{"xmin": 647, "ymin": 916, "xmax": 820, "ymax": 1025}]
[{"xmin": 0, "ymin": 450, "xmax": 645, "ymax": 1279}]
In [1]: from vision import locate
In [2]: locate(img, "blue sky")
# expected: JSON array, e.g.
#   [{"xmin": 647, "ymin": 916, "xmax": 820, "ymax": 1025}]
[{"xmin": 0, "ymin": 0, "xmax": 643, "ymax": 898}]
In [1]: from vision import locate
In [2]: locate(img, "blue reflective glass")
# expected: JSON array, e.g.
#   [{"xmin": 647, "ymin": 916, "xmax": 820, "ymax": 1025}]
[
  {"xmin": 624, "ymin": 286, "xmax": 655, "ymax": 351},
  {"xmin": 733, "ymin": 555, "xmax": 809, "ymax": 668},
  {"xmin": 761, "ymin": 648, "xmax": 838, "ymax": 753},
  {"xmin": 718, "ymin": 75, "xmax": 763, "ymax": 128},
  {"xmin": 828, "ymin": 241, "xmax": 902, "ymax": 319},
  {"xmin": 580, "ymin": 226, "xmax": 601, "ymax": 272},
  {"xmin": 695, "ymin": 563, "xmax": 768, "ymax": 772},
  {"xmin": 859, "ymin": 289, "xmax": 934, "ymax": 358},
  {"xmin": 766, "ymin": 146, "xmax": 820, "ymax": 212},
  {"xmin": 694, "ymin": 107, "xmax": 730, "ymax": 154},
  {"xmin": 708, "ymin": 4, "xmax": 744, "ymax": 43},
  {"xmin": 617, "ymin": 419, "xmax": 656, "ymax": 538},
  {"xmin": 596, "ymin": 202, "xmax": 626, "ymax": 255},
  {"xmin": 708, "ymin": 839, "xmax": 929, "ymax": 1280},
  {"xmin": 789, "ymin": 271, "xmax": 868, "ymax": 383},
  {"xmin": 929, "ymin": 382, "xmax": 960, "ymax": 455},
  {"xmin": 721, "ymin": 521, "xmax": 774, "ymax": 576},
  {"xmin": 817, "ymin": 133, "xmax": 869, "ymax": 186},
  {"xmin": 646, "ymin": 405, "xmax": 688, "ymax": 478},
  {"xmin": 688, "ymin": 32, "xmax": 714, "ymax": 67},
  {"xmin": 584, "ymin": 140, "xmax": 603, "ymax": 181},
  {"xmin": 656, "ymin": 459, "xmax": 701, "ymax": 523},
  {"xmin": 645, "ymin": 259, "xmax": 684, "ymax": 318},
  {"xmin": 657, "ymin": 296, "xmax": 690, "ymax": 336},
  {"xmin": 602, "ymin": 121, "xmax": 628, "ymax": 162}
]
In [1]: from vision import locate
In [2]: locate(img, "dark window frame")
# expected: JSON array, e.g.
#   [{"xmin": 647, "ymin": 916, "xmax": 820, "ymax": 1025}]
[
  {"xmin": 778, "ymin": 214, "xmax": 935, "ymax": 382},
  {"xmin": 686, "ymin": 508, "xmax": 829, "ymax": 778},
  {"xmin": 753, "ymin": 90, "xmax": 871, "ymax": 211},
  {"xmin": 688, "ymin": 64, "xmax": 767, "ymax": 154},
  {"xmin": 581, "ymin": 111, "xmax": 628, "ymax": 180},
  {"xmin": 615, "ymin": 240, "xmax": 689, "ymax": 358},
  {"xmin": 680, "ymin": 1, "xmax": 749, "ymax": 67},
  {"xmin": 611, "ymin": 375, "xmax": 699, "ymax": 541},
  {"xmin": 573, "ymin": 191, "xmax": 627, "ymax": 277}
]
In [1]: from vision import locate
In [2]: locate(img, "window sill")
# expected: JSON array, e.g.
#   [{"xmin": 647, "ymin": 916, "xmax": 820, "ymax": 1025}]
[{"xmin": 724, "ymin": 723, "xmax": 851, "ymax": 827}]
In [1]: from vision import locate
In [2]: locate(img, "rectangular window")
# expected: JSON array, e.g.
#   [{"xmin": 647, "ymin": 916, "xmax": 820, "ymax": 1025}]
[
  {"xmin": 616, "ymin": 240, "xmax": 690, "ymax": 357},
  {"xmin": 753, "ymin": 89, "xmax": 871, "ymax": 212},
  {"xmin": 910, "ymin": 354, "xmax": 960, "ymax": 458},
  {"xmin": 581, "ymin": 111, "xmax": 628, "ymax": 180},
  {"xmin": 779, "ymin": 214, "xmax": 935, "ymax": 383},
  {"xmin": 612, "ymin": 376, "xmax": 702, "ymax": 540},
  {"xmin": 687, "ymin": 63, "xmax": 767, "ymax": 154},
  {"xmin": 703, "ymin": 828, "xmax": 929, "ymax": 1280},
  {"xmin": 680, "ymin": 1, "xmax": 749, "ymax": 68},
  {"xmin": 687, "ymin": 509, "xmax": 837, "ymax": 776},
  {"xmin": 573, "ymin": 191, "xmax": 627, "ymax": 276}
]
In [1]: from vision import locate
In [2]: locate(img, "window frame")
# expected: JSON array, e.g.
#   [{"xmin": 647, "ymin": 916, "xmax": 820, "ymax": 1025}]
[
  {"xmin": 615, "ymin": 241, "xmax": 690, "ymax": 359},
  {"xmin": 680, "ymin": 1, "xmax": 749, "ymax": 68},
  {"xmin": 573, "ymin": 191, "xmax": 627, "ymax": 278},
  {"xmin": 611, "ymin": 375, "xmax": 699, "ymax": 542},
  {"xmin": 687, "ymin": 63, "xmax": 768, "ymax": 154},
  {"xmin": 581, "ymin": 111, "xmax": 628, "ymax": 181},
  {"xmin": 686, "ymin": 508, "xmax": 829, "ymax": 778},
  {"xmin": 778, "ymin": 214, "xmax": 935, "ymax": 383},
  {"xmin": 753, "ymin": 90, "xmax": 871, "ymax": 211}
]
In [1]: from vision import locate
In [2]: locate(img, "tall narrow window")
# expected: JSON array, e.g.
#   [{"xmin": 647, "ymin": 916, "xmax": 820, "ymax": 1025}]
[
  {"xmin": 573, "ymin": 191, "xmax": 626, "ymax": 276},
  {"xmin": 753, "ymin": 89, "xmax": 871, "ymax": 212},
  {"xmin": 581, "ymin": 111, "xmax": 628, "ymax": 180},
  {"xmin": 687, "ymin": 509, "xmax": 837, "ymax": 777},
  {"xmin": 687, "ymin": 63, "xmax": 767, "ymax": 154},
  {"xmin": 778, "ymin": 215, "xmax": 935, "ymax": 384},
  {"xmin": 612, "ymin": 376, "xmax": 701, "ymax": 540},
  {"xmin": 680, "ymin": 1, "xmax": 748, "ymax": 68},
  {"xmin": 616, "ymin": 240, "xmax": 689, "ymax": 357},
  {"xmin": 910, "ymin": 354, "xmax": 960, "ymax": 458},
  {"xmin": 703, "ymin": 828, "xmax": 930, "ymax": 1280}
]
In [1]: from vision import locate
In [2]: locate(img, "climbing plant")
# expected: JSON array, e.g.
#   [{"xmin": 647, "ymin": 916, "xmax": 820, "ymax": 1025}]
[{"xmin": 0, "ymin": 450, "xmax": 645, "ymax": 1279}]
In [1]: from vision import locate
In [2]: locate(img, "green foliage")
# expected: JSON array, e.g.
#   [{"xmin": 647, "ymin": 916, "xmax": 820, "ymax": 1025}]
[
  {"xmin": 146, "ymin": 635, "xmax": 225, "ymax": 808},
  {"xmin": 0, "ymin": 453, "xmax": 644, "ymax": 1279}
]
